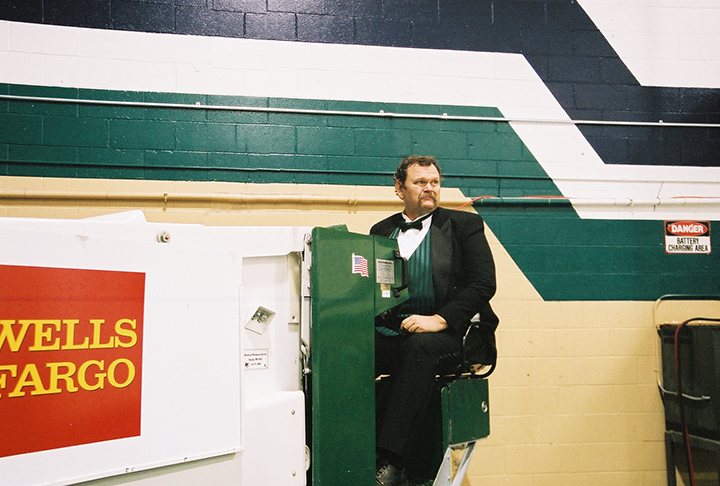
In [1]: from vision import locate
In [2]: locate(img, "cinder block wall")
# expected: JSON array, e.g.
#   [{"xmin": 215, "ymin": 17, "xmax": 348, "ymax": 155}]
[
  {"xmin": 2, "ymin": 175, "xmax": 718, "ymax": 485},
  {"xmin": 2, "ymin": 1, "xmax": 720, "ymax": 484}
]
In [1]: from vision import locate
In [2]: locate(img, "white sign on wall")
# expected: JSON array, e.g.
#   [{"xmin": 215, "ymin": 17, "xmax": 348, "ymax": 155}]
[{"xmin": 0, "ymin": 223, "xmax": 243, "ymax": 486}]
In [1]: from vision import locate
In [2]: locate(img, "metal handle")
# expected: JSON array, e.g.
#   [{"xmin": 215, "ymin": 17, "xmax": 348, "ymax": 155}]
[
  {"xmin": 392, "ymin": 250, "xmax": 409, "ymax": 298},
  {"xmin": 658, "ymin": 383, "xmax": 711, "ymax": 402}
]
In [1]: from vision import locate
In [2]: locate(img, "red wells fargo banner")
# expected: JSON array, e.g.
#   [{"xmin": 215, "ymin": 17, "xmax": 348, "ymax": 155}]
[{"xmin": 0, "ymin": 264, "xmax": 145, "ymax": 458}]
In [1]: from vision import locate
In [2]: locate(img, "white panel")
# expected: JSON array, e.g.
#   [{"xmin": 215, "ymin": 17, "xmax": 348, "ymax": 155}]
[
  {"xmin": 0, "ymin": 225, "xmax": 242, "ymax": 486},
  {"xmin": 56, "ymin": 392, "xmax": 306, "ymax": 486},
  {"xmin": 240, "ymin": 391, "xmax": 306, "ymax": 485},
  {"xmin": 0, "ymin": 213, "xmax": 311, "ymax": 486},
  {"xmin": 240, "ymin": 255, "xmax": 302, "ymax": 398}
]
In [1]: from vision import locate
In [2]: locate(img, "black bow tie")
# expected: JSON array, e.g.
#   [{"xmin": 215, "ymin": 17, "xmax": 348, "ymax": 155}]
[
  {"xmin": 398, "ymin": 212, "xmax": 433, "ymax": 232},
  {"xmin": 398, "ymin": 219, "xmax": 423, "ymax": 231}
]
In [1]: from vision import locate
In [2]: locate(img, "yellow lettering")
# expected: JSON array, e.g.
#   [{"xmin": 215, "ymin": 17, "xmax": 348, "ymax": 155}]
[
  {"xmin": 0, "ymin": 359, "xmax": 137, "ymax": 397},
  {"xmin": 0, "ymin": 320, "xmax": 32, "ymax": 352},
  {"xmin": 89, "ymin": 320, "xmax": 114, "ymax": 349},
  {"xmin": 0, "ymin": 365, "xmax": 18, "ymax": 398},
  {"xmin": 107, "ymin": 359, "xmax": 135, "ymax": 388},
  {"xmin": 27, "ymin": 320, "xmax": 61, "ymax": 351},
  {"xmin": 46, "ymin": 362, "xmax": 79, "ymax": 393},
  {"xmin": 9, "ymin": 364, "xmax": 52, "ymax": 397},
  {"xmin": 61, "ymin": 319, "xmax": 89, "ymax": 350},
  {"xmin": 114, "ymin": 319, "xmax": 137, "ymax": 348},
  {"xmin": 78, "ymin": 360, "xmax": 105, "ymax": 391}
]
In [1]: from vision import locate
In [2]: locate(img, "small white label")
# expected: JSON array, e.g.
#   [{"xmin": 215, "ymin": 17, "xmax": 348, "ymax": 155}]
[
  {"xmin": 244, "ymin": 349, "xmax": 269, "ymax": 370},
  {"xmin": 376, "ymin": 259, "xmax": 395, "ymax": 284}
]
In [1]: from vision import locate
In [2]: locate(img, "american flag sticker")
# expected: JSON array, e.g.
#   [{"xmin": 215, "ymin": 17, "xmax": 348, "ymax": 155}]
[{"xmin": 352, "ymin": 253, "xmax": 369, "ymax": 277}]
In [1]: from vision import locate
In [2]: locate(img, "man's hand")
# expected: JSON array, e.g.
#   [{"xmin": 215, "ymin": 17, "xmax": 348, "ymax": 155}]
[{"xmin": 400, "ymin": 314, "xmax": 448, "ymax": 333}]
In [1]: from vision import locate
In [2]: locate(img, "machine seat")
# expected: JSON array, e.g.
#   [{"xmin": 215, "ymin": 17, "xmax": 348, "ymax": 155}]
[{"xmin": 445, "ymin": 321, "xmax": 497, "ymax": 380}]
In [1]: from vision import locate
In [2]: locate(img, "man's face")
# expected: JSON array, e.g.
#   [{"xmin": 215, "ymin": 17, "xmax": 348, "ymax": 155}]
[{"xmin": 395, "ymin": 163, "xmax": 441, "ymax": 220}]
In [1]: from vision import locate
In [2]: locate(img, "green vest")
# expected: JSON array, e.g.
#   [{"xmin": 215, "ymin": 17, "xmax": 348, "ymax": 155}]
[
  {"xmin": 398, "ymin": 229, "xmax": 436, "ymax": 317},
  {"xmin": 376, "ymin": 229, "xmax": 436, "ymax": 336}
]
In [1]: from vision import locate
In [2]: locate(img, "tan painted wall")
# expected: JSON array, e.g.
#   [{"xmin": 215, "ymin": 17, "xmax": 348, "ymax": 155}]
[{"xmin": 2, "ymin": 175, "xmax": 719, "ymax": 486}]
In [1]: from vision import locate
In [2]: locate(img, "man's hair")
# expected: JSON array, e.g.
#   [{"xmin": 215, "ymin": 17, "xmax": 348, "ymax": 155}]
[{"xmin": 393, "ymin": 155, "xmax": 442, "ymax": 185}]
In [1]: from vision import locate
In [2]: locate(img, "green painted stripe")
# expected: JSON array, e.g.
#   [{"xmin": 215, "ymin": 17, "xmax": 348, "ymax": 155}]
[
  {"xmin": 480, "ymin": 206, "xmax": 719, "ymax": 301},
  {"xmin": 0, "ymin": 83, "xmax": 539, "ymax": 190},
  {"xmin": 2, "ymin": 83, "xmax": 718, "ymax": 302}
]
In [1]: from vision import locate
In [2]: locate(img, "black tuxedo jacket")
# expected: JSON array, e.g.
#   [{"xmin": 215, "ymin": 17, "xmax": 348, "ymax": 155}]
[{"xmin": 370, "ymin": 206, "xmax": 498, "ymax": 333}]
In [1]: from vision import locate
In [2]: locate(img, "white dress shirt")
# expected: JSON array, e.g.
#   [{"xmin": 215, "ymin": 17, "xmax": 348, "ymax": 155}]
[{"xmin": 396, "ymin": 213, "xmax": 433, "ymax": 259}]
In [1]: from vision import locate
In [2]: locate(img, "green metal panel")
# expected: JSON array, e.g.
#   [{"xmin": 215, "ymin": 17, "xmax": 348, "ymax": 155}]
[
  {"xmin": 440, "ymin": 378, "xmax": 490, "ymax": 449},
  {"xmin": 309, "ymin": 227, "xmax": 407, "ymax": 486}
]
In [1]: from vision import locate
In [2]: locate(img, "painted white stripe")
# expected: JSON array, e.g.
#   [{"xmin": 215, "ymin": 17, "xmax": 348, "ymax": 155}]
[
  {"xmin": 1, "ymin": 20, "xmax": 718, "ymax": 220},
  {"xmin": 579, "ymin": 0, "xmax": 720, "ymax": 89}
]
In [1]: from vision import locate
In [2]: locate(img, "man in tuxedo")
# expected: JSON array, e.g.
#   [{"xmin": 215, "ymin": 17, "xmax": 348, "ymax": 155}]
[{"xmin": 370, "ymin": 155, "xmax": 498, "ymax": 486}]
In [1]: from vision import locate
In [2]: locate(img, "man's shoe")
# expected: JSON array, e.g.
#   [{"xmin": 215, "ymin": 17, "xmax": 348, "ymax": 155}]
[{"xmin": 376, "ymin": 459, "xmax": 409, "ymax": 486}]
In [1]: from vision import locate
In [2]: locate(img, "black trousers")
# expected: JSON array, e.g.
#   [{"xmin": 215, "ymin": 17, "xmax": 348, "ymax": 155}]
[{"xmin": 375, "ymin": 329, "xmax": 463, "ymax": 465}]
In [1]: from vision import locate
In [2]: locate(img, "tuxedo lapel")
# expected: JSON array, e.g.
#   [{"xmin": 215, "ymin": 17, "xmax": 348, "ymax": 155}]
[{"xmin": 375, "ymin": 213, "xmax": 404, "ymax": 237}]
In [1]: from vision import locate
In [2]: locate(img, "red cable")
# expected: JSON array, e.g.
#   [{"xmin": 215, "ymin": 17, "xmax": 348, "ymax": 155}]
[
  {"xmin": 674, "ymin": 321, "xmax": 695, "ymax": 486},
  {"xmin": 455, "ymin": 195, "xmax": 573, "ymax": 210}
]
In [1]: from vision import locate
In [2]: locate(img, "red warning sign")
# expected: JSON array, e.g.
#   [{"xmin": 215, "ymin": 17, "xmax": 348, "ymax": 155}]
[{"xmin": 665, "ymin": 221, "xmax": 711, "ymax": 254}]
